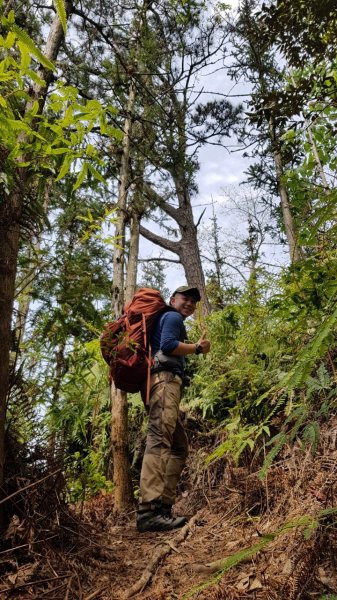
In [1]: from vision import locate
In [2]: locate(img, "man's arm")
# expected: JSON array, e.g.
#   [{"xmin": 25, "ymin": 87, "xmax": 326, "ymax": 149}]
[
  {"xmin": 160, "ymin": 312, "xmax": 211, "ymax": 357},
  {"xmin": 171, "ymin": 331, "xmax": 210, "ymax": 356}
]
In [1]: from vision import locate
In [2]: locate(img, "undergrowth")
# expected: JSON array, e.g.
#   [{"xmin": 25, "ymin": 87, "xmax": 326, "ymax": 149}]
[{"xmin": 185, "ymin": 256, "xmax": 337, "ymax": 478}]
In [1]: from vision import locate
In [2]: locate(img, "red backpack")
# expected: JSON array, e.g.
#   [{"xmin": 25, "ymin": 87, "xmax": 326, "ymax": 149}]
[{"xmin": 100, "ymin": 288, "xmax": 171, "ymax": 395}]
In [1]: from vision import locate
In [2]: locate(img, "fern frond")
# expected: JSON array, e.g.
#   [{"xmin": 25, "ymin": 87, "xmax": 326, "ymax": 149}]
[
  {"xmin": 260, "ymin": 432, "xmax": 287, "ymax": 479},
  {"xmin": 256, "ymin": 304, "xmax": 337, "ymax": 412},
  {"xmin": 205, "ymin": 439, "xmax": 231, "ymax": 464},
  {"xmin": 11, "ymin": 24, "xmax": 55, "ymax": 71},
  {"xmin": 317, "ymin": 362, "xmax": 330, "ymax": 387},
  {"xmin": 301, "ymin": 421, "xmax": 320, "ymax": 453},
  {"xmin": 53, "ymin": 0, "xmax": 67, "ymax": 36},
  {"xmin": 282, "ymin": 303, "xmax": 337, "ymax": 390}
]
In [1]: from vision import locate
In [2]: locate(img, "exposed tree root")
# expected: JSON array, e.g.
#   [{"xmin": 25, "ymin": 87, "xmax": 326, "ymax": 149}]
[{"xmin": 124, "ymin": 512, "xmax": 201, "ymax": 598}]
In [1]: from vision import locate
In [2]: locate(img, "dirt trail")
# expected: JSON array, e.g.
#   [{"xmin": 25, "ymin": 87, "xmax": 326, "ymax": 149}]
[
  {"xmin": 83, "ymin": 428, "xmax": 337, "ymax": 600},
  {"xmin": 1, "ymin": 419, "xmax": 337, "ymax": 599}
]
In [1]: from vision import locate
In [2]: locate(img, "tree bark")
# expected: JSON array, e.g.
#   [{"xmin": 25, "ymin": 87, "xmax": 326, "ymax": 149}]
[
  {"xmin": 125, "ymin": 212, "xmax": 140, "ymax": 303},
  {"xmin": 125, "ymin": 154, "xmax": 145, "ymax": 302},
  {"xmin": 111, "ymin": 81, "xmax": 136, "ymax": 317},
  {"xmin": 140, "ymin": 192, "xmax": 211, "ymax": 314},
  {"xmin": 110, "ymin": 79, "xmax": 136, "ymax": 513},
  {"xmin": 0, "ymin": 190, "xmax": 21, "ymax": 495},
  {"xmin": 269, "ymin": 114, "xmax": 302, "ymax": 263},
  {"xmin": 175, "ymin": 188, "xmax": 211, "ymax": 314},
  {"xmin": 307, "ymin": 125, "xmax": 330, "ymax": 194}
]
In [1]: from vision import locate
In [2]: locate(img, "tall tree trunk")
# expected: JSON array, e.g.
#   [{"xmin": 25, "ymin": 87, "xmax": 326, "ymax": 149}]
[
  {"xmin": 245, "ymin": 215, "xmax": 259, "ymax": 320},
  {"xmin": 0, "ymin": 189, "xmax": 22, "ymax": 497},
  {"xmin": 175, "ymin": 181, "xmax": 211, "ymax": 314},
  {"xmin": 14, "ymin": 183, "xmax": 51, "ymax": 349},
  {"xmin": 0, "ymin": 6, "xmax": 71, "ymax": 499},
  {"xmin": 210, "ymin": 199, "xmax": 223, "ymax": 289},
  {"xmin": 125, "ymin": 212, "xmax": 140, "ymax": 303},
  {"xmin": 269, "ymin": 114, "xmax": 302, "ymax": 263},
  {"xmin": 125, "ymin": 154, "xmax": 144, "ymax": 302},
  {"xmin": 136, "ymin": 86, "xmax": 210, "ymax": 311},
  {"xmin": 110, "ymin": 80, "xmax": 136, "ymax": 513},
  {"xmin": 139, "ymin": 202, "xmax": 210, "ymax": 313},
  {"xmin": 306, "ymin": 125, "xmax": 330, "ymax": 194}
]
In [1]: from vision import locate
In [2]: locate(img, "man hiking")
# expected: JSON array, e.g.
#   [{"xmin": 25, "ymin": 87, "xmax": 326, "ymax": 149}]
[{"xmin": 137, "ymin": 285, "xmax": 211, "ymax": 533}]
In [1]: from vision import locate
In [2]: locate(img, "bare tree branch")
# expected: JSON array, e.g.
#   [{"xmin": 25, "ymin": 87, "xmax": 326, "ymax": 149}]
[{"xmin": 139, "ymin": 224, "xmax": 180, "ymax": 255}]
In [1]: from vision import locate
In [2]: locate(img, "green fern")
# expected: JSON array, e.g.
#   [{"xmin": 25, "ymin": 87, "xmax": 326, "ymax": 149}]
[
  {"xmin": 255, "ymin": 303, "xmax": 337, "ymax": 414},
  {"xmin": 259, "ymin": 432, "xmax": 287, "ymax": 479},
  {"xmin": 306, "ymin": 363, "xmax": 331, "ymax": 398},
  {"xmin": 260, "ymin": 404, "xmax": 322, "ymax": 479},
  {"xmin": 301, "ymin": 421, "xmax": 320, "ymax": 453},
  {"xmin": 282, "ymin": 302, "xmax": 337, "ymax": 390},
  {"xmin": 316, "ymin": 362, "xmax": 331, "ymax": 389},
  {"xmin": 53, "ymin": 0, "xmax": 67, "ymax": 35},
  {"xmin": 287, "ymin": 406, "xmax": 308, "ymax": 441},
  {"xmin": 11, "ymin": 24, "xmax": 55, "ymax": 71}
]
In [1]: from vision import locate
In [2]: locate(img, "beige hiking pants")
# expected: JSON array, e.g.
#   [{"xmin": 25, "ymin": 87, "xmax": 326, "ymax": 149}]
[{"xmin": 139, "ymin": 371, "xmax": 188, "ymax": 509}]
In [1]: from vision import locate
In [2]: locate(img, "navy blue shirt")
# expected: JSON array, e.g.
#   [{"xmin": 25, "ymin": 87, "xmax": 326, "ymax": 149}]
[{"xmin": 151, "ymin": 310, "xmax": 187, "ymax": 375}]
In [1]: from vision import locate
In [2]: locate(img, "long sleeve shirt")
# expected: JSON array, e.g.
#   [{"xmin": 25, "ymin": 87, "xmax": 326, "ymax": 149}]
[{"xmin": 150, "ymin": 310, "xmax": 187, "ymax": 376}]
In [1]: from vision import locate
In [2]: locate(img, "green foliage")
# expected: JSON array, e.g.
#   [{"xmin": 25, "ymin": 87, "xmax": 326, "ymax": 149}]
[
  {"xmin": 281, "ymin": 305, "xmax": 337, "ymax": 389},
  {"xmin": 185, "ymin": 287, "xmax": 279, "ymax": 422},
  {"xmin": 0, "ymin": 9, "xmax": 121, "ymax": 196},
  {"xmin": 46, "ymin": 340, "xmax": 113, "ymax": 502},
  {"xmin": 259, "ymin": 362, "xmax": 333, "ymax": 479},
  {"xmin": 206, "ymin": 419, "xmax": 270, "ymax": 464},
  {"xmin": 1, "ymin": 11, "xmax": 55, "ymax": 71},
  {"xmin": 67, "ymin": 450, "xmax": 114, "ymax": 503},
  {"xmin": 186, "ymin": 249, "xmax": 337, "ymax": 472},
  {"xmin": 53, "ymin": 0, "xmax": 67, "ymax": 35}
]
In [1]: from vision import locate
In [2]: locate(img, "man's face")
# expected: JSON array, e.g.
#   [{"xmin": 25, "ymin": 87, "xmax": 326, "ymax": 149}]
[{"xmin": 170, "ymin": 293, "xmax": 197, "ymax": 319}]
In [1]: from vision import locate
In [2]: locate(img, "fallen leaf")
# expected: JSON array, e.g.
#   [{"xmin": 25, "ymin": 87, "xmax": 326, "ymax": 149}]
[
  {"xmin": 8, "ymin": 574, "xmax": 18, "ymax": 586},
  {"xmin": 236, "ymin": 576, "xmax": 250, "ymax": 592},
  {"xmin": 249, "ymin": 577, "xmax": 263, "ymax": 591},
  {"xmin": 282, "ymin": 559, "xmax": 292, "ymax": 575}
]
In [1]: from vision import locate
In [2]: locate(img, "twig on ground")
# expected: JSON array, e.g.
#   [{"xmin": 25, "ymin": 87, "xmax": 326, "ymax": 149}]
[
  {"xmin": 38, "ymin": 582, "xmax": 68, "ymax": 597},
  {"xmin": 209, "ymin": 504, "xmax": 240, "ymax": 530},
  {"xmin": 0, "ymin": 573, "xmax": 72, "ymax": 593},
  {"xmin": 124, "ymin": 512, "xmax": 201, "ymax": 598},
  {"xmin": 0, "ymin": 469, "xmax": 62, "ymax": 505},
  {"xmin": 64, "ymin": 574, "xmax": 73, "ymax": 600},
  {"xmin": 0, "ymin": 535, "xmax": 58, "ymax": 555},
  {"xmin": 84, "ymin": 587, "xmax": 109, "ymax": 600}
]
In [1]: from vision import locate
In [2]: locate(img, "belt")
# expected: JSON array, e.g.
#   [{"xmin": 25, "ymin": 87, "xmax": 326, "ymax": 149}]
[{"xmin": 151, "ymin": 366, "xmax": 182, "ymax": 377}]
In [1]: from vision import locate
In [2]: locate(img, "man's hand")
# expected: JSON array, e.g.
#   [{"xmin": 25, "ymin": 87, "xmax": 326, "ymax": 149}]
[
  {"xmin": 171, "ymin": 330, "xmax": 211, "ymax": 357},
  {"xmin": 196, "ymin": 331, "xmax": 211, "ymax": 354}
]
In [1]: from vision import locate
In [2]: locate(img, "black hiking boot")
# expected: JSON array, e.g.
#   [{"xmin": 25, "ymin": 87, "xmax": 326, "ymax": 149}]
[
  {"xmin": 161, "ymin": 504, "xmax": 189, "ymax": 525},
  {"xmin": 136, "ymin": 510, "xmax": 187, "ymax": 533},
  {"xmin": 161, "ymin": 504, "xmax": 173, "ymax": 518}
]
